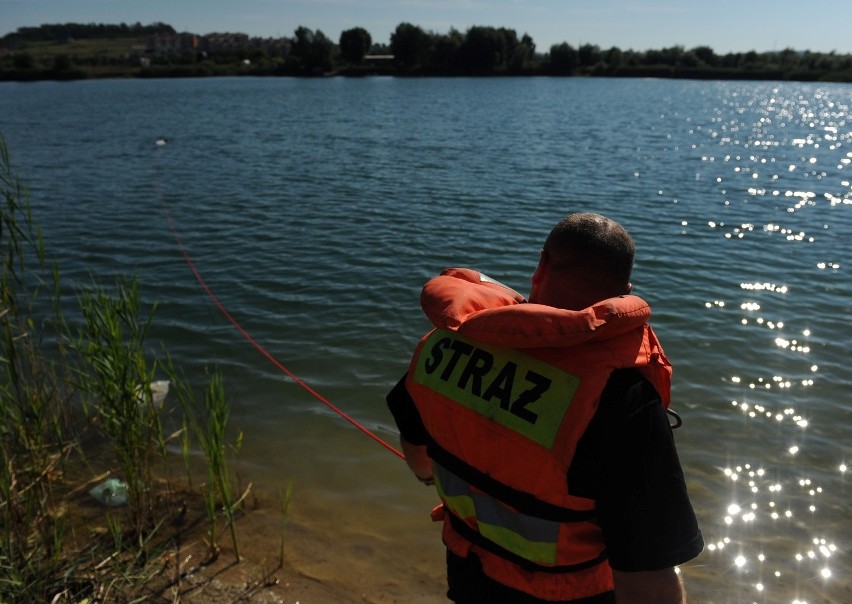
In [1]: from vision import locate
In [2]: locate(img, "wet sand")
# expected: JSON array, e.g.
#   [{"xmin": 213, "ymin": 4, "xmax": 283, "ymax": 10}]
[
  {"xmin": 166, "ymin": 504, "xmax": 846, "ymax": 604},
  {"xmin": 73, "ymin": 466, "xmax": 847, "ymax": 604},
  {"xmin": 148, "ymin": 490, "xmax": 448, "ymax": 603},
  {"xmin": 166, "ymin": 499, "xmax": 724, "ymax": 604}
]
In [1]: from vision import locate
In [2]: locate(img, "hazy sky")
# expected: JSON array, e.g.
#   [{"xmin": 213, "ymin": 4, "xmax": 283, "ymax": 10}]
[{"xmin": 2, "ymin": 0, "xmax": 851, "ymax": 55}]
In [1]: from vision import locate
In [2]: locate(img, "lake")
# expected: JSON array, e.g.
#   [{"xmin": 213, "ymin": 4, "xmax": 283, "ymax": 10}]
[{"xmin": 1, "ymin": 75, "xmax": 849, "ymax": 603}]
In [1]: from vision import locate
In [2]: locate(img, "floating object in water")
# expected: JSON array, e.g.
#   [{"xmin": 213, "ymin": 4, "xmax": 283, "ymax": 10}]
[
  {"xmin": 149, "ymin": 380, "xmax": 170, "ymax": 406},
  {"xmin": 89, "ymin": 478, "xmax": 128, "ymax": 507},
  {"xmin": 154, "ymin": 138, "xmax": 168, "ymax": 146},
  {"xmin": 135, "ymin": 380, "xmax": 170, "ymax": 408}
]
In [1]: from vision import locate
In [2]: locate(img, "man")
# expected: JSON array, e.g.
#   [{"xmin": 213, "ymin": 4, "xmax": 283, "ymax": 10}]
[{"xmin": 387, "ymin": 213, "xmax": 703, "ymax": 603}]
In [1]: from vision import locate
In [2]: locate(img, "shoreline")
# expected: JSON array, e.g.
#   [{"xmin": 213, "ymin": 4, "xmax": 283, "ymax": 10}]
[
  {"xmin": 3, "ymin": 68, "xmax": 852, "ymax": 84},
  {"xmin": 167, "ymin": 480, "xmax": 846, "ymax": 604},
  {"xmin": 148, "ymin": 489, "xmax": 448, "ymax": 603}
]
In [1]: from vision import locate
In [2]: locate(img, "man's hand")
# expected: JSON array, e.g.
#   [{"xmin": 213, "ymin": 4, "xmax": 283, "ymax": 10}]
[
  {"xmin": 400, "ymin": 438, "xmax": 434, "ymax": 485},
  {"xmin": 612, "ymin": 567, "xmax": 686, "ymax": 604}
]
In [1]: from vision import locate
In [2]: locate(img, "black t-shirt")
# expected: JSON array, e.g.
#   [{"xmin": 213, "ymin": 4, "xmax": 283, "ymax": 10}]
[
  {"xmin": 386, "ymin": 368, "xmax": 703, "ymax": 576},
  {"xmin": 569, "ymin": 368, "xmax": 703, "ymax": 571}
]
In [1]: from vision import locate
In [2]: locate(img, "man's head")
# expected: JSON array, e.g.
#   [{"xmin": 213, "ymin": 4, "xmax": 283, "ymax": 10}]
[{"xmin": 529, "ymin": 213, "xmax": 635, "ymax": 310}]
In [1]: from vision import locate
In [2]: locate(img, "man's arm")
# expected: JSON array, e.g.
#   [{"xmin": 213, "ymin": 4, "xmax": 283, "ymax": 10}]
[
  {"xmin": 400, "ymin": 438, "xmax": 434, "ymax": 485},
  {"xmin": 386, "ymin": 374, "xmax": 435, "ymax": 485},
  {"xmin": 612, "ymin": 568, "xmax": 686, "ymax": 604},
  {"xmin": 572, "ymin": 371, "xmax": 703, "ymax": 600}
]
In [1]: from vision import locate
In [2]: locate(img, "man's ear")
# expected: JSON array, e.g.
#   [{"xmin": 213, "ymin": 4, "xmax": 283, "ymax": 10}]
[
  {"xmin": 531, "ymin": 250, "xmax": 548, "ymax": 286},
  {"xmin": 626, "ymin": 282, "xmax": 633, "ymax": 294}
]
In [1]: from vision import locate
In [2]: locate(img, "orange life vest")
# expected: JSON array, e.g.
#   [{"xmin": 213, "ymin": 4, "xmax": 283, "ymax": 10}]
[{"xmin": 406, "ymin": 268, "xmax": 672, "ymax": 601}]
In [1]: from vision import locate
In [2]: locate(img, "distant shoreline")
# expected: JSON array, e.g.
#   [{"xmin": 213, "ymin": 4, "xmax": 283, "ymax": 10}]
[
  {"xmin": 3, "ymin": 66, "xmax": 851, "ymax": 84},
  {"xmin": 3, "ymin": 21, "xmax": 852, "ymax": 84}
]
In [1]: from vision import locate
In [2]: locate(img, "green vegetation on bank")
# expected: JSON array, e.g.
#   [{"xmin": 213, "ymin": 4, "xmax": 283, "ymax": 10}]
[
  {"xmin": 2, "ymin": 21, "xmax": 852, "ymax": 82},
  {"xmin": 0, "ymin": 134, "xmax": 260, "ymax": 602}
]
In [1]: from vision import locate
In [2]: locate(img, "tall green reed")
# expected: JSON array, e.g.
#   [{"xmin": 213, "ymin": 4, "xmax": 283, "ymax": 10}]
[
  {"xmin": 0, "ymin": 135, "xmax": 75, "ymax": 601},
  {"xmin": 169, "ymin": 365, "xmax": 244, "ymax": 562},
  {"xmin": 0, "ymin": 133, "xmax": 249, "ymax": 601},
  {"xmin": 70, "ymin": 278, "xmax": 165, "ymax": 542}
]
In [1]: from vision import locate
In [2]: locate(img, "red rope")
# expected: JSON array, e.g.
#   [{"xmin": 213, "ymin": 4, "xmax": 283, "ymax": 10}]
[{"xmin": 155, "ymin": 172, "xmax": 405, "ymax": 460}]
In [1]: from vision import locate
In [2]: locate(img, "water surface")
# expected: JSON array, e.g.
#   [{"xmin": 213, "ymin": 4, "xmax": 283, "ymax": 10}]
[{"xmin": 1, "ymin": 76, "xmax": 849, "ymax": 603}]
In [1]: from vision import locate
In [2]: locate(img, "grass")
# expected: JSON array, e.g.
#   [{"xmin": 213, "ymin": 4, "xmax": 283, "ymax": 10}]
[
  {"xmin": 0, "ymin": 133, "xmax": 268, "ymax": 602},
  {"xmin": 169, "ymin": 365, "xmax": 247, "ymax": 563},
  {"xmin": 0, "ymin": 131, "xmax": 71, "ymax": 602},
  {"xmin": 16, "ymin": 37, "xmax": 147, "ymax": 61},
  {"xmin": 71, "ymin": 278, "xmax": 166, "ymax": 540}
]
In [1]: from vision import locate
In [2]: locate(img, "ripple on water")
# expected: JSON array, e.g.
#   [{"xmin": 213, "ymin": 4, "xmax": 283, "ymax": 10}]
[{"xmin": 1, "ymin": 78, "xmax": 849, "ymax": 603}]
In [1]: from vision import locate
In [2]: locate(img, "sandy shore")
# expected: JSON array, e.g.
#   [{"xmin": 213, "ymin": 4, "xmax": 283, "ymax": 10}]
[
  {"xmin": 145, "ymin": 494, "xmax": 448, "ymax": 603},
  {"xmin": 137, "ymin": 484, "xmax": 847, "ymax": 604}
]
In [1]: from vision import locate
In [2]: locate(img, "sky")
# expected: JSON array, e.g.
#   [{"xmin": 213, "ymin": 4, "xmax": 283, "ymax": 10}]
[{"xmin": 2, "ymin": 0, "xmax": 851, "ymax": 55}]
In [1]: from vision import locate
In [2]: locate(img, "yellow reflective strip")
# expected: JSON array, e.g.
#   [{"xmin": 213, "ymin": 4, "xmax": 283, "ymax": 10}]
[
  {"xmin": 442, "ymin": 493, "xmax": 477, "ymax": 520},
  {"xmin": 436, "ymin": 471, "xmax": 476, "ymax": 519},
  {"xmin": 479, "ymin": 522, "xmax": 560, "ymax": 565},
  {"xmin": 436, "ymin": 466, "xmax": 560, "ymax": 565}
]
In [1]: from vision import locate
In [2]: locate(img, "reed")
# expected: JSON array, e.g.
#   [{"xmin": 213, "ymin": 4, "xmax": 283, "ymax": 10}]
[
  {"xmin": 169, "ymin": 365, "xmax": 245, "ymax": 562},
  {"xmin": 278, "ymin": 481, "xmax": 294, "ymax": 568},
  {"xmin": 0, "ymin": 134, "xmax": 251, "ymax": 601},
  {"xmin": 70, "ymin": 277, "xmax": 165, "ymax": 540},
  {"xmin": 0, "ymin": 134, "xmax": 76, "ymax": 601}
]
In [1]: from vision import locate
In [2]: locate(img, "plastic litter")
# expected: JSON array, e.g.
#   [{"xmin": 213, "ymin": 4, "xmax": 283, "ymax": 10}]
[
  {"xmin": 134, "ymin": 380, "xmax": 170, "ymax": 408},
  {"xmin": 89, "ymin": 478, "xmax": 128, "ymax": 507},
  {"xmin": 149, "ymin": 380, "xmax": 170, "ymax": 406}
]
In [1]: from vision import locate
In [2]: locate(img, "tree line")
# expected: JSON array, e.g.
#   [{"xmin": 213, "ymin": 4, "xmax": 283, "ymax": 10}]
[
  {"xmin": 4, "ymin": 21, "xmax": 176, "ymax": 43},
  {"xmin": 2, "ymin": 21, "xmax": 852, "ymax": 82}
]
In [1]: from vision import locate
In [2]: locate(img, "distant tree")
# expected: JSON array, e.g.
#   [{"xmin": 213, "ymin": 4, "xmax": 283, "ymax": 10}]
[
  {"xmin": 806, "ymin": 51, "xmax": 834, "ymax": 71},
  {"xmin": 390, "ymin": 22, "xmax": 429, "ymax": 67},
  {"xmin": 622, "ymin": 49, "xmax": 641, "ymax": 67},
  {"xmin": 496, "ymin": 27, "xmax": 520, "ymax": 67},
  {"xmin": 369, "ymin": 42, "xmax": 391, "ymax": 55},
  {"xmin": 777, "ymin": 47, "xmax": 800, "ymax": 69},
  {"xmin": 642, "ymin": 49, "xmax": 659, "ymax": 64},
  {"xmin": 604, "ymin": 46, "xmax": 623, "ymax": 70},
  {"xmin": 742, "ymin": 50, "xmax": 759, "ymax": 66},
  {"xmin": 4, "ymin": 21, "xmax": 175, "ymax": 44},
  {"xmin": 291, "ymin": 26, "xmax": 333, "ymax": 74},
  {"xmin": 292, "ymin": 26, "xmax": 311, "ymax": 52},
  {"xmin": 456, "ymin": 26, "xmax": 527, "ymax": 73},
  {"xmin": 459, "ymin": 26, "xmax": 504, "ymax": 73},
  {"xmin": 429, "ymin": 28, "xmax": 463, "ymax": 72},
  {"xmin": 250, "ymin": 48, "xmax": 269, "ymax": 63},
  {"xmin": 339, "ymin": 27, "xmax": 372, "ymax": 64},
  {"xmin": 508, "ymin": 33, "xmax": 536, "ymax": 71},
  {"xmin": 665, "ymin": 45, "xmax": 687, "ymax": 66},
  {"xmin": 645, "ymin": 45, "xmax": 685, "ymax": 66},
  {"xmin": 578, "ymin": 43, "xmax": 601, "ymax": 68},
  {"xmin": 521, "ymin": 34, "xmax": 536, "ymax": 56},
  {"xmin": 692, "ymin": 45, "xmax": 717, "ymax": 67},
  {"xmin": 680, "ymin": 50, "xmax": 699, "ymax": 68},
  {"xmin": 548, "ymin": 42, "xmax": 578, "ymax": 74},
  {"xmin": 721, "ymin": 52, "xmax": 741, "ymax": 68}
]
